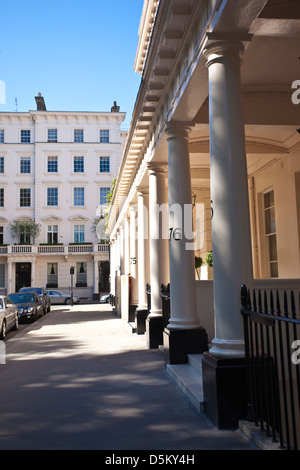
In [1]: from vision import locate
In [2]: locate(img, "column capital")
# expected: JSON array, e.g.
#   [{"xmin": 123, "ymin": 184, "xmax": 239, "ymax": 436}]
[
  {"xmin": 165, "ymin": 121, "xmax": 195, "ymax": 140},
  {"xmin": 147, "ymin": 162, "xmax": 167, "ymax": 175},
  {"xmin": 203, "ymin": 35, "xmax": 251, "ymax": 66},
  {"xmin": 136, "ymin": 186, "xmax": 149, "ymax": 196}
]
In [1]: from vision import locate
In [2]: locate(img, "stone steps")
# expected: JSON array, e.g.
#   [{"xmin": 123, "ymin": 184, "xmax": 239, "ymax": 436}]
[{"xmin": 166, "ymin": 354, "xmax": 204, "ymax": 413}]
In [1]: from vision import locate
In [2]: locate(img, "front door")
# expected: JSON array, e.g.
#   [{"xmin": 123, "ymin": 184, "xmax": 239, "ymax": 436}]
[{"xmin": 15, "ymin": 263, "xmax": 31, "ymax": 292}]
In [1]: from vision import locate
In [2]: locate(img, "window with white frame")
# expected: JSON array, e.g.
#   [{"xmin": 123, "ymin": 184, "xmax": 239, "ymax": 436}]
[
  {"xmin": 100, "ymin": 129, "xmax": 109, "ymax": 143},
  {"xmin": 76, "ymin": 262, "xmax": 87, "ymax": 287},
  {"xmin": 0, "ymin": 188, "xmax": 4, "ymax": 207},
  {"xmin": 0, "ymin": 156, "xmax": 4, "ymax": 173},
  {"xmin": 74, "ymin": 225, "xmax": 85, "ymax": 243},
  {"xmin": 73, "ymin": 156, "xmax": 84, "ymax": 173},
  {"xmin": 48, "ymin": 129, "xmax": 57, "ymax": 142},
  {"xmin": 21, "ymin": 130, "xmax": 31, "ymax": 143},
  {"xmin": 74, "ymin": 129, "xmax": 84, "ymax": 143},
  {"xmin": 47, "ymin": 187, "xmax": 58, "ymax": 206},
  {"xmin": 263, "ymin": 189, "xmax": 278, "ymax": 278},
  {"xmin": 47, "ymin": 263, "xmax": 58, "ymax": 287},
  {"xmin": 100, "ymin": 187, "xmax": 110, "ymax": 206},
  {"xmin": 20, "ymin": 156, "xmax": 31, "ymax": 174},
  {"xmin": 20, "ymin": 188, "xmax": 31, "ymax": 207},
  {"xmin": 47, "ymin": 225, "xmax": 58, "ymax": 244},
  {"xmin": 74, "ymin": 187, "xmax": 84, "ymax": 206},
  {"xmin": 47, "ymin": 156, "xmax": 58, "ymax": 173},
  {"xmin": 0, "ymin": 130, "xmax": 4, "ymax": 143},
  {"xmin": 99, "ymin": 156, "xmax": 110, "ymax": 173}
]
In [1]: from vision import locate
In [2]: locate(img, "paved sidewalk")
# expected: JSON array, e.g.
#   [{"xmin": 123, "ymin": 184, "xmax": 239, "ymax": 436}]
[{"xmin": 0, "ymin": 304, "xmax": 258, "ymax": 450}]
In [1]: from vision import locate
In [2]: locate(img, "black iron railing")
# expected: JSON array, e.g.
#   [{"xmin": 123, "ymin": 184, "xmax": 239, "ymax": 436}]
[
  {"xmin": 241, "ymin": 284, "xmax": 300, "ymax": 450},
  {"xmin": 161, "ymin": 283, "xmax": 170, "ymax": 328}
]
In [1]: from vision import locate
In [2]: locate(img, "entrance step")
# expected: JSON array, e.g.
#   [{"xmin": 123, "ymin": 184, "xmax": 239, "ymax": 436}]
[{"xmin": 166, "ymin": 354, "xmax": 204, "ymax": 413}]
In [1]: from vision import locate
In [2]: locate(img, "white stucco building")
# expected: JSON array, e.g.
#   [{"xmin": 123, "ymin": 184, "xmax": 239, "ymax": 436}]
[{"xmin": 0, "ymin": 94, "xmax": 127, "ymax": 300}]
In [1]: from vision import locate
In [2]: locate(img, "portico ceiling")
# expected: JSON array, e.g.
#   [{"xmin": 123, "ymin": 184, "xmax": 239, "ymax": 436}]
[{"xmin": 110, "ymin": 0, "xmax": 300, "ymax": 221}]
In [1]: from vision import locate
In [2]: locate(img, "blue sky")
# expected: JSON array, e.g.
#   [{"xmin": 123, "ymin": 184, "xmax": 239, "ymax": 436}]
[{"xmin": 0, "ymin": 0, "xmax": 143, "ymax": 128}]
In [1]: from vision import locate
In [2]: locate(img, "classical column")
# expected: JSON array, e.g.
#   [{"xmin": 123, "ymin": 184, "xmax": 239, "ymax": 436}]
[
  {"xmin": 147, "ymin": 164, "xmax": 169, "ymax": 348},
  {"xmin": 7, "ymin": 261, "xmax": 12, "ymax": 294},
  {"xmin": 93, "ymin": 259, "xmax": 99, "ymax": 299},
  {"xmin": 124, "ymin": 217, "xmax": 130, "ymax": 276},
  {"xmin": 201, "ymin": 39, "xmax": 253, "ymax": 429},
  {"xmin": 135, "ymin": 189, "xmax": 149, "ymax": 334},
  {"xmin": 129, "ymin": 206, "xmax": 138, "ymax": 308},
  {"xmin": 163, "ymin": 122, "xmax": 208, "ymax": 364}
]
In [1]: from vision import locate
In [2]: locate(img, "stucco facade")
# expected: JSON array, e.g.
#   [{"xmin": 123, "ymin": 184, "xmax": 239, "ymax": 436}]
[{"xmin": 0, "ymin": 95, "xmax": 127, "ymax": 300}]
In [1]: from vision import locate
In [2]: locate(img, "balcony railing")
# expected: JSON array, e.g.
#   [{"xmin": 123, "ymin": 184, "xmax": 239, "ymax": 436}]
[{"xmin": 1, "ymin": 243, "xmax": 110, "ymax": 255}]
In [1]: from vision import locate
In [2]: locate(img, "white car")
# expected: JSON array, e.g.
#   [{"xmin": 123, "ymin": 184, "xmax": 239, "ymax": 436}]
[
  {"xmin": 0, "ymin": 295, "xmax": 19, "ymax": 339},
  {"xmin": 46, "ymin": 290, "xmax": 80, "ymax": 305}
]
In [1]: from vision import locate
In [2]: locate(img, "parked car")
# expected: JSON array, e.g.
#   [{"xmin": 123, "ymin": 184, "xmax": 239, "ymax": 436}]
[
  {"xmin": 100, "ymin": 294, "xmax": 110, "ymax": 303},
  {"xmin": 46, "ymin": 290, "xmax": 80, "ymax": 305},
  {"xmin": 0, "ymin": 295, "xmax": 19, "ymax": 339},
  {"xmin": 18, "ymin": 287, "xmax": 51, "ymax": 313},
  {"xmin": 8, "ymin": 292, "xmax": 44, "ymax": 323}
]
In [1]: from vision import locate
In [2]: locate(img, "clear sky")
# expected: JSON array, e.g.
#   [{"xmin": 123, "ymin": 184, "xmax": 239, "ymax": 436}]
[{"xmin": 0, "ymin": 0, "xmax": 144, "ymax": 128}]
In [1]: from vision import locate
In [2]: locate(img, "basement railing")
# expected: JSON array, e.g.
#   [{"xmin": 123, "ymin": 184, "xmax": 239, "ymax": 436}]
[{"xmin": 241, "ymin": 284, "xmax": 300, "ymax": 450}]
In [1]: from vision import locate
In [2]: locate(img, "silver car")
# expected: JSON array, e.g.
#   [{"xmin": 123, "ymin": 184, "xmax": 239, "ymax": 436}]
[
  {"xmin": 0, "ymin": 295, "xmax": 19, "ymax": 339},
  {"xmin": 46, "ymin": 290, "xmax": 80, "ymax": 305}
]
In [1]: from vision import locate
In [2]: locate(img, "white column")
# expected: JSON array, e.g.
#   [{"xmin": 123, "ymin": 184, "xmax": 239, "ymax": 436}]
[
  {"xmin": 119, "ymin": 226, "xmax": 124, "ymax": 275},
  {"xmin": 165, "ymin": 122, "xmax": 200, "ymax": 330},
  {"xmin": 204, "ymin": 40, "xmax": 253, "ymax": 358},
  {"xmin": 110, "ymin": 239, "xmax": 116, "ymax": 297},
  {"xmin": 93, "ymin": 260, "xmax": 99, "ymax": 295},
  {"xmin": 7, "ymin": 261, "xmax": 12, "ymax": 294},
  {"xmin": 129, "ymin": 205, "xmax": 138, "ymax": 305},
  {"xmin": 31, "ymin": 260, "xmax": 36, "ymax": 286},
  {"xmin": 148, "ymin": 164, "xmax": 169, "ymax": 317},
  {"xmin": 137, "ymin": 190, "xmax": 149, "ymax": 310},
  {"xmin": 124, "ymin": 217, "xmax": 130, "ymax": 276}
]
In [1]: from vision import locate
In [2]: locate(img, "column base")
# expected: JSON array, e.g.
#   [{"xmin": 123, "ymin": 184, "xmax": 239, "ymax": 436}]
[
  {"xmin": 202, "ymin": 352, "xmax": 247, "ymax": 429},
  {"xmin": 129, "ymin": 304, "xmax": 138, "ymax": 323},
  {"xmin": 135, "ymin": 307, "xmax": 148, "ymax": 335},
  {"xmin": 163, "ymin": 327, "xmax": 208, "ymax": 365},
  {"xmin": 146, "ymin": 315, "xmax": 163, "ymax": 349}
]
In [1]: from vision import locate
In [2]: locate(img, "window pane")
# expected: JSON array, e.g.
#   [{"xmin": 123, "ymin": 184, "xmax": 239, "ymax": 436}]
[
  {"xmin": 100, "ymin": 129, "xmax": 109, "ymax": 143},
  {"xmin": 74, "ymin": 187, "xmax": 84, "ymax": 206},
  {"xmin": 48, "ymin": 156, "xmax": 58, "ymax": 173},
  {"xmin": 21, "ymin": 130, "xmax": 30, "ymax": 143},
  {"xmin": 0, "ymin": 130, "xmax": 4, "ymax": 143},
  {"xmin": 268, "ymin": 234, "xmax": 278, "ymax": 262},
  {"xmin": 20, "ymin": 157, "xmax": 31, "ymax": 174},
  {"xmin": 99, "ymin": 156, "xmax": 110, "ymax": 173},
  {"xmin": 48, "ymin": 129, "xmax": 57, "ymax": 142},
  {"xmin": 0, "ymin": 157, "xmax": 4, "ymax": 173},
  {"xmin": 74, "ymin": 156, "xmax": 84, "ymax": 173},
  {"xmin": 20, "ymin": 188, "xmax": 31, "ymax": 207},
  {"xmin": 47, "ymin": 187, "xmax": 58, "ymax": 206},
  {"xmin": 74, "ymin": 129, "xmax": 84, "ymax": 143},
  {"xmin": 74, "ymin": 225, "xmax": 85, "ymax": 243},
  {"xmin": 0, "ymin": 188, "xmax": 4, "ymax": 207},
  {"xmin": 100, "ymin": 187, "xmax": 110, "ymax": 205}
]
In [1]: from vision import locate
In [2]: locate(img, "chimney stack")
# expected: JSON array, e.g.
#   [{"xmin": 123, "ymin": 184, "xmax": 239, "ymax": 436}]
[
  {"xmin": 111, "ymin": 101, "xmax": 120, "ymax": 112},
  {"xmin": 35, "ymin": 93, "xmax": 47, "ymax": 111}
]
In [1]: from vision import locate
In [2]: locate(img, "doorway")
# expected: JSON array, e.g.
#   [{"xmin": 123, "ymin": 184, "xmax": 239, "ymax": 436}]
[{"xmin": 15, "ymin": 263, "xmax": 31, "ymax": 292}]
